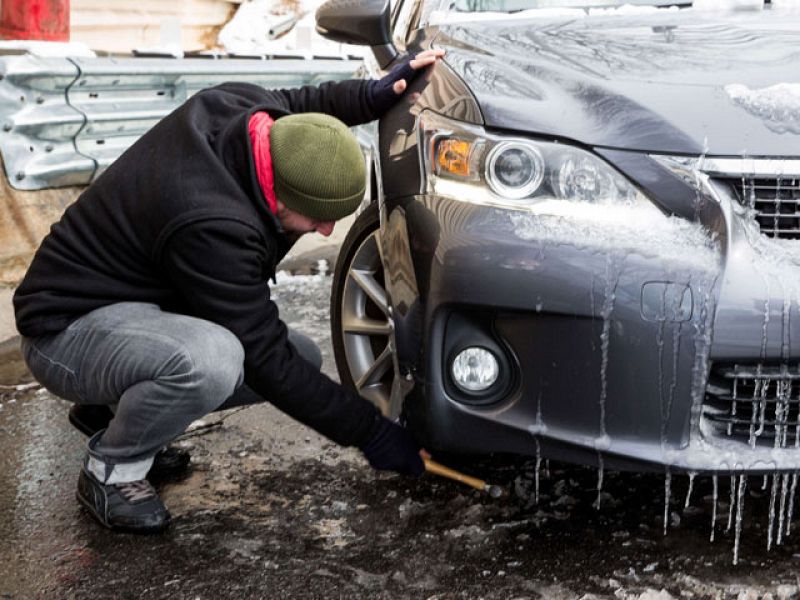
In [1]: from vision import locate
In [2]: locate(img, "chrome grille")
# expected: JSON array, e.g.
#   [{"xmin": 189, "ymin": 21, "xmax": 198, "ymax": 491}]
[
  {"xmin": 703, "ymin": 363, "xmax": 800, "ymax": 447},
  {"xmin": 721, "ymin": 177, "xmax": 800, "ymax": 239}
]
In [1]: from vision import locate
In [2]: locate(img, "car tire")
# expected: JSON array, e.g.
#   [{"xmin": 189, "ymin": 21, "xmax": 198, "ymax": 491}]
[{"xmin": 331, "ymin": 202, "xmax": 399, "ymax": 417}]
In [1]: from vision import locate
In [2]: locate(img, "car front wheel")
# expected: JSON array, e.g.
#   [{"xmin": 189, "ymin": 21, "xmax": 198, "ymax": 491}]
[{"xmin": 331, "ymin": 203, "xmax": 400, "ymax": 417}]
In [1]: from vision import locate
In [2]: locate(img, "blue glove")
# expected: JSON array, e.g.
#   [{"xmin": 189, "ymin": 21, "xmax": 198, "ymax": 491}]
[
  {"xmin": 360, "ymin": 415, "xmax": 424, "ymax": 476},
  {"xmin": 367, "ymin": 55, "xmax": 419, "ymax": 116}
]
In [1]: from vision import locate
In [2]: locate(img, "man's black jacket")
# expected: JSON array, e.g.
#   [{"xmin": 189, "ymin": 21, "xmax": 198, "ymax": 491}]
[{"xmin": 13, "ymin": 79, "xmax": 384, "ymax": 447}]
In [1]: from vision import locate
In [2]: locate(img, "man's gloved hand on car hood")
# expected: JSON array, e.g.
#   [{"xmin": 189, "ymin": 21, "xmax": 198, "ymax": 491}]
[
  {"xmin": 360, "ymin": 415, "xmax": 425, "ymax": 476},
  {"xmin": 367, "ymin": 49, "xmax": 446, "ymax": 115}
]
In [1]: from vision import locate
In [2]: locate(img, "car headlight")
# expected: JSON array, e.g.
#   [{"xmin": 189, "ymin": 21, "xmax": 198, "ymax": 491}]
[
  {"xmin": 486, "ymin": 142, "xmax": 545, "ymax": 199},
  {"xmin": 419, "ymin": 111, "xmax": 653, "ymax": 211}
]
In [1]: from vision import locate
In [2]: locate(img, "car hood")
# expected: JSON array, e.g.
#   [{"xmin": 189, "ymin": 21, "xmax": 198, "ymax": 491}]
[{"xmin": 434, "ymin": 8, "xmax": 800, "ymax": 155}]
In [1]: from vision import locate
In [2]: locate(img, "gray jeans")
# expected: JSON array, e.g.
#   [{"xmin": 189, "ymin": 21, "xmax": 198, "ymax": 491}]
[{"xmin": 21, "ymin": 302, "xmax": 322, "ymax": 464}]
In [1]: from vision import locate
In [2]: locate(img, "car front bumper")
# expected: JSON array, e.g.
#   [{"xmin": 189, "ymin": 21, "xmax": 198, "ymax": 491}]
[{"xmin": 386, "ymin": 173, "xmax": 800, "ymax": 474}]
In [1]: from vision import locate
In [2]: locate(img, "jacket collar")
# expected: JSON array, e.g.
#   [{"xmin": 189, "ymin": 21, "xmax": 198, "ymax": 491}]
[{"xmin": 216, "ymin": 105, "xmax": 293, "ymax": 262}]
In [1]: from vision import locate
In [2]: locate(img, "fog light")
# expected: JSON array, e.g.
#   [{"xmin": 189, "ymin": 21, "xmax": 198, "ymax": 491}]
[{"xmin": 451, "ymin": 347, "xmax": 499, "ymax": 392}]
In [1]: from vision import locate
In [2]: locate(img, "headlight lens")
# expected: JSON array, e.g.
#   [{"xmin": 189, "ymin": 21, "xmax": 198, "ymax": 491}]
[
  {"xmin": 486, "ymin": 142, "xmax": 544, "ymax": 199},
  {"xmin": 420, "ymin": 111, "xmax": 650, "ymax": 211}
]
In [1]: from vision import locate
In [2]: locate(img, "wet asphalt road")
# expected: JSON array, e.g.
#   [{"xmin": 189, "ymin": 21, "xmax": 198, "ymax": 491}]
[{"xmin": 3, "ymin": 271, "xmax": 800, "ymax": 599}]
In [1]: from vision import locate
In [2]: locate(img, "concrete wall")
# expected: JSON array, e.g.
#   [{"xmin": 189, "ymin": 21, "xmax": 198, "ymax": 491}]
[{"xmin": 0, "ymin": 157, "xmax": 82, "ymax": 379}]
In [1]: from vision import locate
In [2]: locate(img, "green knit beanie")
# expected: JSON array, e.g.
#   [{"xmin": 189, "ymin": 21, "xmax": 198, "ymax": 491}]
[{"xmin": 269, "ymin": 113, "xmax": 366, "ymax": 221}]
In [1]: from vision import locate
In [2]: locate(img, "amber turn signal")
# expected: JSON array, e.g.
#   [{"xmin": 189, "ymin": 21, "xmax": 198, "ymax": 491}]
[{"xmin": 436, "ymin": 139, "xmax": 473, "ymax": 178}]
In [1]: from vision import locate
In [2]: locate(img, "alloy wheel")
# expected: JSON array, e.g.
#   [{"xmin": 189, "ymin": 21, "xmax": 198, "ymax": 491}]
[{"xmin": 339, "ymin": 229, "xmax": 400, "ymax": 416}]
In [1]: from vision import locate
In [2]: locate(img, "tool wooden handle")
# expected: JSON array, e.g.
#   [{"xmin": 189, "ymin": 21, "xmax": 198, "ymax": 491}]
[{"xmin": 423, "ymin": 458, "xmax": 486, "ymax": 491}]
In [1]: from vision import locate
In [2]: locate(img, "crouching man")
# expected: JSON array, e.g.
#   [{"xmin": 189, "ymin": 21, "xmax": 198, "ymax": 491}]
[{"xmin": 13, "ymin": 50, "xmax": 444, "ymax": 533}]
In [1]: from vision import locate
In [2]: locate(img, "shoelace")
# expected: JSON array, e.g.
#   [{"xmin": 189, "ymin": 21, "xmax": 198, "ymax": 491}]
[{"xmin": 115, "ymin": 479, "xmax": 156, "ymax": 503}]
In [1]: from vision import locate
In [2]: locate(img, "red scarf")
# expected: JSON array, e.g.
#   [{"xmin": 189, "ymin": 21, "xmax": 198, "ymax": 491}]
[{"xmin": 248, "ymin": 111, "xmax": 278, "ymax": 214}]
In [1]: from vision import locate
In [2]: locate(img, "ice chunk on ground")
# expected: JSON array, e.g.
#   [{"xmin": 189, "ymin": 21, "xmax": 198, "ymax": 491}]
[{"xmin": 635, "ymin": 590, "xmax": 677, "ymax": 600}]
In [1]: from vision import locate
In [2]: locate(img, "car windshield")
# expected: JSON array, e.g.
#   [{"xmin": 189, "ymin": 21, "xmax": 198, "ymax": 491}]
[{"xmin": 448, "ymin": 0, "xmax": 687, "ymax": 11}]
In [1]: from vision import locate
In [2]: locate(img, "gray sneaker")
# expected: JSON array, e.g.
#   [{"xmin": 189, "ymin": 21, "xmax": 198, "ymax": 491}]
[{"xmin": 76, "ymin": 466, "xmax": 171, "ymax": 533}]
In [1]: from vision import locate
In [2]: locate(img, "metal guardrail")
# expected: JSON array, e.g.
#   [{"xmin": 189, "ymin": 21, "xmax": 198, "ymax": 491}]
[{"xmin": 0, "ymin": 53, "xmax": 361, "ymax": 191}]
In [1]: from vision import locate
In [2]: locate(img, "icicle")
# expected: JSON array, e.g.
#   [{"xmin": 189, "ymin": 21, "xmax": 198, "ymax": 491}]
[
  {"xmin": 778, "ymin": 473, "xmax": 789, "ymax": 546},
  {"xmin": 751, "ymin": 375, "xmax": 770, "ymax": 445},
  {"xmin": 755, "ymin": 379, "xmax": 769, "ymax": 439},
  {"xmin": 594, "ymin": 454, "xmax": 604, "ymax": 510},
  {"xmin": 782, "ymin": 296, "xmax": 791, "ymax": 375},
  {"xmin": 684, "ymin": 472, "xmax": 696, "ymax": 509},
  {"xmin": 763, "ymin": 474, "xmax": 769, "ymax": 491},
  {"xmin": 783, "ymin": 380, "xmax": 792, "ymax": 447},
  {"xmin": 788, "ymin": 473, "xmax": 799, "ymax": 537},
  {"xmin": 665, "ymin": 322, "xmax": 682, "ymax": 444},
  {"xmin": 749, "ymin": 377, "xmax": 761, "ymax": 447},
  {"xmin": 688, "ymin": 282, "xmax": 716, "ymax": 442},
  {"xmin": 776, "ymin": 380, "xmax": 790, "ymax": 450},
  {"xmin": 710, "ymin": 475, "xmax": 719, "ymax": 542},
  {"xmin": 657, "ymin": 286, "xmax": 667, "ymax": 445},
  {"xmin": 760, "ymin": 280, "xmax": 771, "ymax": 364},
  {"xmin": 753, "ymin": 278, "xmax": 771, "ymax": 445},
  {"xmin": 663, "ymin": 471, "xmax": 671, "ymax": 537},
  {"xmin": 598, "ymin": 256, "xmax": 620, "ymax": 441},
  {"xmin": 789, "ymin": 382, "xmax": 800, "ymax": 537},
  {"xmin": 534, "ymin": 438, "xmax": 541, "ymax": 505},
  {"xmin": 768, "ymin": 475, "xmax": 778, "ymax": 551},
  {"xmin": 728, "ymin": 377, "xmax": 738, "ymax": 436},
  {"xmin": 774, "ymin": 169, "xmax": 783, "ymax": 235},
  {"xmin": 726, "ymin": 475, "xmax": 736, "ymax": 533},
  {"xmin": 771, "ymin": 381, "xmax": 792, "ymax": 547},
  {"xmin": 733, "ymin": 475, "xmax": 747, "ymax": 566}
]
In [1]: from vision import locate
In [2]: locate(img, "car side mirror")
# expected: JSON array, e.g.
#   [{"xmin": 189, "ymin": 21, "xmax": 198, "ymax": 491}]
[{"xmin": 315, "ymin": 0, "xmax": 398, "ymax": 68}]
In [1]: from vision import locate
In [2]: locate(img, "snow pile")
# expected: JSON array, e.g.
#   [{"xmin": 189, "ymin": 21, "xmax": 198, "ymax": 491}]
[
  {"xmin": 725, "ymin": 83, "xmax": 800, "ymax": 135},
  {"xmin": 217, "ymin": 0, "xmax": 298, "ymax": 55},
  {"xmin": 745, "ymin": 223, "xmax": 800, "ymax": 270},
  {"xmin": 273, "ymin": 270, "xmax": 325, "ymax": 288},
  {"xmin": 271, "ymin": 269, "xmax": 327, "ymax": 303},
  {"xmin": 426, "ymin": 4, "xmax": 673, "ymax": 26},
  {"xmin": 587, "ymin": 4, "xmax": 672, "ymax": 15},
  {"xmin": 217, "ymin": 0, "xmax": 366, "ymax": 58},
  {"xmin": 772, "ymin": 0, "xmax": 800, "ymax": 10},
  {"xmin": 693, "ymin": 0, "xmax": 764, "ymax": 9}
]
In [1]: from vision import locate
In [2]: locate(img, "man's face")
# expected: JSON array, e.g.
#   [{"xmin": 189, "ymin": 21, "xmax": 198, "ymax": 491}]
[{"xmin": 275, "ymin": 201, "xmax": 335, "ymax": 237}]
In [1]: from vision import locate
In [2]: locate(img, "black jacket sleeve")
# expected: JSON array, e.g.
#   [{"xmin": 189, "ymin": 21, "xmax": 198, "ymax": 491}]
[
  {"xmin": 159, "ymin": 216, "xmax": 380, "ymax": 447},
  {"xmin": 274, "ymin": 79, "xmax": 379, "ymax": 126},
  {"xmin": 212, "ymin": 79, "xmax": 381, "ymax": 126}
]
